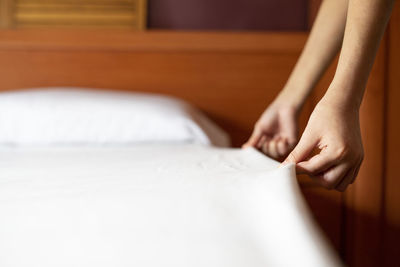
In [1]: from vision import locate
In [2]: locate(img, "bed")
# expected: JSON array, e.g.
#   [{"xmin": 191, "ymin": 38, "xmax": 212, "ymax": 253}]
[
  {"xmin": 0, "ymin": 145, "xmax": 341, "ymax": 267},
  {"xmin": 0, "ymin": 88, "xmax": 342, "ymax": 267}
]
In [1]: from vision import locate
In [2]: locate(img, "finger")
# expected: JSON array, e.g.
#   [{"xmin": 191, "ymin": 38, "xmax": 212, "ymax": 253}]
[
  {"xmin": 314, "ymin": 164, "xmax": 350, "ymax": 190},
  {"xmin": 261, "ymin": 139, "xmax": 276, "ymax": 158},
  {"xmin": 267, "ymin": 138, "xmax": 280, "ymax": 159},
  {"xmin": 280, "ymin": 108, "xmax": 297, "ymax": 143},
  {"xmin": 296, "ymin": 149, "xmax": 339, "ymax": 176},
  {"xmin": 261, "ymin": 140, "xmax": 270, "ymax": 155},
  {"xmin": 335, "ymin": 167, "xmax": 355, "ymax": 192},
  {"xmin": 276, "ymin": 138, "xmax": 289, "ymax": 157},
  {"xmin": 243, "ymin": 127, "xmax": 263, "ymax": 148},
  {"xmin": 284, "ymin": 131, "xmax": 319, "ymax": 164},
  {"xmin": 257, "ymin": 135, "xmax": 268, "ymax": 149}
]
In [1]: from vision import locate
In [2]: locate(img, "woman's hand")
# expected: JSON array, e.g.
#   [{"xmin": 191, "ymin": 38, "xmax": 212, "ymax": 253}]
[
  {"xmin": 284, "ymin": 96, "xmax": 364, "ymax": 192},
  {"xmin": 243, "ymin": 93, "xmax": 299, "ymax": 160}
]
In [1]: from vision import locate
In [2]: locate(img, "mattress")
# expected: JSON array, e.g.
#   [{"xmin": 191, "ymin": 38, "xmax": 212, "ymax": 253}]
[{"xmin": 0, "ymin": 144, "xmax": 342, "ymax": 267}]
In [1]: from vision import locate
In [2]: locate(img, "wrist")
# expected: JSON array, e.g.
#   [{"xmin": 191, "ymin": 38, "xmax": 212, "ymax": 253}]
[
  {"xmin": 319, "ymin": 92, "xmax": 361, "ymax": 116},
  {"xmin": 322, "ymin": 79, "xmax": 364, "ymax": 112},
  {"xmin": 276, "ymin": 85, "xmax": 309, "ymax": 113}
]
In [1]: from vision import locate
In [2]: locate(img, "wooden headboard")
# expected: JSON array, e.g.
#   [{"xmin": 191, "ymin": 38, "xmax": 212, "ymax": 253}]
[{"xmin": 0, "ymin": 29, "xmax": 308, "ymax": 146}]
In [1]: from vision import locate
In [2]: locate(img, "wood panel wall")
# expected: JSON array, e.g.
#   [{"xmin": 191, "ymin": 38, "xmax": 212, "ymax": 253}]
[
  {"xmin": 0, "ymin": 0, "xmax": 147, "ymax": 29},
  {"xmin": 0, "ymin": 25, "xmax": 399, "ymax": 266},
  {"xmin": 383, "ymin": 1, "xmax": 400, "ymax": 266}
]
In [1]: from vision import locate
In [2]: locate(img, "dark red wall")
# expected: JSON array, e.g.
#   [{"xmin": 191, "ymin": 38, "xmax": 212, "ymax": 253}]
[{"xmin": 148, "ymin": 0, "xmax": 308, "ymax": 31}]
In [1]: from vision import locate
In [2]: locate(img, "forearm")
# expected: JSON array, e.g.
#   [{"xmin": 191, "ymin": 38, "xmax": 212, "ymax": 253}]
[
  {"xmin": 325, "ymin": 0, "xmax": 395, "ymax": 110},
  {"xmin": 281, "ymin": 0, "xmax": 349, "ymax": 108}
]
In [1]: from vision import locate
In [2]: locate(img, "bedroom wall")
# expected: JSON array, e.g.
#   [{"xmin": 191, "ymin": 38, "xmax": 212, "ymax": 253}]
[
  {"xmin": 0, "ymin": 0, "xmax": 309, "ymax": 31},
  {"xmin": 147, "ymin": 0, "xmax": 308, "ymax": 31}
]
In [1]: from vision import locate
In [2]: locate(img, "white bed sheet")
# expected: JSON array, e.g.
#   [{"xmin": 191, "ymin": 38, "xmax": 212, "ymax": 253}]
[{"xmin": 0, "ymin": 145, "xmax": 342, "ymax": 267}]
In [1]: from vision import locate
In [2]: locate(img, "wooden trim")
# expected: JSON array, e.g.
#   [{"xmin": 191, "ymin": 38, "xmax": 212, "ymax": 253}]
[
  {"xmin": 0, "ymin": 29, "xmax": 307, "ymax": 53},
  {"xmin": 137, "ymin": 0, "xmax": 147, "ymax": 30},
  {"xmin": 1, "ymin": 0, "xmax": 147, "ymax": 29},
  {"xmin": 0, "ymin": 0, "xmax": 14, "ymax": 28}
]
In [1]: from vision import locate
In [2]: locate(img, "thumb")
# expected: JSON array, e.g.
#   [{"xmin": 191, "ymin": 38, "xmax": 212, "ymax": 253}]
[{"xmin": 283, "ymin": 131, "xmax": 318, "ymax": 164}]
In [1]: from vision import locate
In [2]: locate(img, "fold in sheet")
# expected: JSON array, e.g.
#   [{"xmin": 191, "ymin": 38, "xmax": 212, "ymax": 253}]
[{"xmin": 0, "ymin": 145, "xmax": 342, "ymax": 267}]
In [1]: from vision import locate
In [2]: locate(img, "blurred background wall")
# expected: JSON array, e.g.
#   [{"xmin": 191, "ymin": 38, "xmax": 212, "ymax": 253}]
[
  {"xmin": 0, "ymin": 0, "xmax": 317, "ymax": 30},
  {"xmin": 147, "ymin": 0, "xmax": 308, "ymax": 31}
]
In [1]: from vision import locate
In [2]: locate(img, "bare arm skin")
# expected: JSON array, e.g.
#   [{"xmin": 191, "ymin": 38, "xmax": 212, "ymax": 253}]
[
  {"xmin": 245, "ymin": 0, "xmax": 395, "ymax": 191},
  {"xmin": 327, "ymin": 0, "xmax": 394, "ymax": 108},
  {"xmin": 285, "ymin": 0, "xmax": 395, "ymax": 191},
  {"xmin": 282, "ymin": 0, "xmax": 350, "ymax": 108},
  {"xmin": 243, "ymin": 0, "xmax": 349, "ymax": 159}
]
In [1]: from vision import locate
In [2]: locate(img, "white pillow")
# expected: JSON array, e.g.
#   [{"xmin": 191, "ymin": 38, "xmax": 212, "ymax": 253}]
[{"xmin": 0, "ymin": 88, "xmax": 230, "ymax": 147}]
